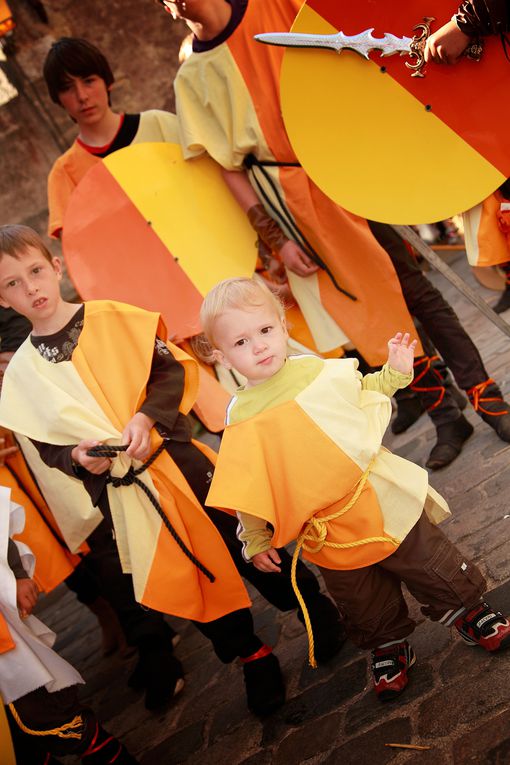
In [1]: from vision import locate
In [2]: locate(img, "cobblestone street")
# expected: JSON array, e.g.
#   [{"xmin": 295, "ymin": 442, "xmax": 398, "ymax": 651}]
[{"xmin": 35, "ymin": 252, "xmax": 510, "ymax": 765}]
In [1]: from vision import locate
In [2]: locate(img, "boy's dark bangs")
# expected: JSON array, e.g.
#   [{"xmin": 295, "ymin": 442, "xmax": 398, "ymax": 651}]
[{"xmin": 43, "ymin": 38, "xmax": 114, "ymax": 104}]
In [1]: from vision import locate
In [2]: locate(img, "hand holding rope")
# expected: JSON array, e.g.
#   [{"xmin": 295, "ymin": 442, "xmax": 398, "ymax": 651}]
[{"xmin": 87, "ymin": 442, "xmax": 215, "ymax": 582}]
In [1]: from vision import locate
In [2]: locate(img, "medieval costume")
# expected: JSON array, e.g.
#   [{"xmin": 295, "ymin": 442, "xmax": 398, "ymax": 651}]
[
  {"xmin": 174, "ymin": 0, "xmax": 510, "ymax": 468},
  {"xmin": 207, "ymin": 355, "xmax": 491, "ymax": 681}
]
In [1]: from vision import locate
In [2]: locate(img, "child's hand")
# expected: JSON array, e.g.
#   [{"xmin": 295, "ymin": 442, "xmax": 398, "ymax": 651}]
[
  {"xmin": 72, "ymin": 440, "xmax": 112, "ymax": 475},
  {"xmin": 16, "ymin": 578, "xmax": 39, "ymax": 618},
  {"xmin": 387, "ymin": 332, "xmax": 417, "ymax": 375},
  {"xmin": 0, "ymin": 428, "xmax": 18, "ymax": 466},
  {"xmin": 122, "ymin": 412, "xmax": 155, "ymax": 461},
  {"xmin": 252, "ymin": 548, "xmax": 282, "ymax": 573}
]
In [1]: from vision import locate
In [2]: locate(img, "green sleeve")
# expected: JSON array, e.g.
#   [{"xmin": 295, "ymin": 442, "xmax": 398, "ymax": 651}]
[
  {"xmin": 361, "ymin": 362, "xmax": 413, "ymax": 397},
  {"xmin": 237, "ymin": 512, "xmax": 273, "ymax": 560}
]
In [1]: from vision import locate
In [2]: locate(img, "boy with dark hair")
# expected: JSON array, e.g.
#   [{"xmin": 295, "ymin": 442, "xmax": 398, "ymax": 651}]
[
  {"xmin": 0, "ymin": 224, "xmax": 347, "ymax": 718},
  {"xmin": 41, "ymin": 37, "xmax": 348, "ymax": 704},
  {"xmin": 44, "ymin": 37, "xmax": 180, "ymax": 239}
]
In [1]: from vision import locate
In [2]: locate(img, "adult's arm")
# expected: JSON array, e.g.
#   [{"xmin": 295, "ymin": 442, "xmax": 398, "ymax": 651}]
[{"xmin": 456, "ymin": 0, "xmax": 510, "ymax": 36}]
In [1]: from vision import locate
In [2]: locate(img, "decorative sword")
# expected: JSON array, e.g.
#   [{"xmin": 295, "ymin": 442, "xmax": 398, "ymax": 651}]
[{"xmin": 254, "ymin": 18, "xmax": 483, "ymax": 78}]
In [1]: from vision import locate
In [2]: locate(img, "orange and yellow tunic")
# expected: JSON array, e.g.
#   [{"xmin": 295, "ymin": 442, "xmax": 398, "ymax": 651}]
[
  {"xmin": 0, "ymin": 301, "xmax": 250, "ymax": 622},
  {"xmin": 207, "ymin": 355, "xmax": 449, "ymax": 571},
  {"xmin": 175, "ymin": 0, "xmax": 420, "ymax": 364}
]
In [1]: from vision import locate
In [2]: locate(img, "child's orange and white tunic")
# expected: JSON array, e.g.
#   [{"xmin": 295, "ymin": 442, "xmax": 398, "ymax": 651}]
[
  {"xmin": 0, "ymin": 488, "xmax": 82, "ymax": 704},
  {"xmin": 0, "ymin": 301, "xmax": 250, "ymax": 622},
  {"xmin": 206, "ymin": 355, "xmax": 449, "ymax": 571}
]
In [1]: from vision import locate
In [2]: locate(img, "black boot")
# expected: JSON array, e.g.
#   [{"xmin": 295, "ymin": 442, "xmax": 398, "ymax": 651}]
[
  {"xmin": 241, "ymin": 647, "xmax": 285, "ymax": 717},
  {"xmin": 425, "ymin": 414, "xmax": 474, "ymax": 470},
  {"xmin": 80, "ymin": 721, "xmax": 139, "ymax": 764},
  {"xmin": 297, "ymin": 593, "xmax": 346, "ymax": 663},
  {"xmin": 493, "ymin": 286, "xmax": 510, "ymax": 314},
  {"xmin": 391, "ymin": 389, "xmax": 425, "ymax": 434},
  {"xmin": 467, "ymin": 378, "xmax": 510, "ymax": 441},
  {"xmin": 128, "ymin": 637, "xmax": 184, "ymax": 711}
]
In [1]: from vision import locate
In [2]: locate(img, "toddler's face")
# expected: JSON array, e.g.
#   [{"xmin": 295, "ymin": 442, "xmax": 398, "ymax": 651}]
[{"xmin": 213, "ymin": 303, "xmax": 288, "ymax": 388}]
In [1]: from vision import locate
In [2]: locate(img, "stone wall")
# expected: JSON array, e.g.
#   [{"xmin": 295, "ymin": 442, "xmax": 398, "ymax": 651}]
[{"xmin": 0, "ymin": 0, "xmax": 188, "ymax": 292}]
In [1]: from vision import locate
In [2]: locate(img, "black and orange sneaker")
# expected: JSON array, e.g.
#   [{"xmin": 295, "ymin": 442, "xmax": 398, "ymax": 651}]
[
  {"xmin": 455, "ymin": 603, "xmax": 510, "ymax": 652},
  {"xmin": 370, "ymin": 640, "xmax": 416, "ymax": 702}
]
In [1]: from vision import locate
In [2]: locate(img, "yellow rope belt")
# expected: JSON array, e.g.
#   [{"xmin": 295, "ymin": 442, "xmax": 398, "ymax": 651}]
[
  {"xmin": 290, "ymin": 457, "xmax": 399, "ymax": 668},
  {"xmin": 8, "ymin": 703, "xmax": 84, "ymax": 740}
]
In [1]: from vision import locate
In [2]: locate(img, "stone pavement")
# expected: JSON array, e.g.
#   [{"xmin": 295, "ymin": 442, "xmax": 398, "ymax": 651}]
[{"xmin": 34, "ymin": 252, "xmax": 510, "ymax": 765}]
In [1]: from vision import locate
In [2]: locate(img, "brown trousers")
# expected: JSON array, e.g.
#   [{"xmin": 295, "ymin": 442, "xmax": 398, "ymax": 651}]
[{"xmin": 319, "ymin": 512, "xmax": 486, "ymax": 649}]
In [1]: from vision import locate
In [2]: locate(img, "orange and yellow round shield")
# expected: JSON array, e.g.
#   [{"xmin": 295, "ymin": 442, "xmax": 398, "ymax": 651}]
[
  {"xmin": 280, "ymin": 0, "xmax": 510, "ymax": 223},
  {"xmin": 62, "ymin": 143, "xmax": 258, "ymax": 339}
]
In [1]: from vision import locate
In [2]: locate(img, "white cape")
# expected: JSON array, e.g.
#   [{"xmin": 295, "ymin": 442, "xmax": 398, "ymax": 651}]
[{"xmin": 0, "ymin": 486, "xmax": 83, "ymax": 704}]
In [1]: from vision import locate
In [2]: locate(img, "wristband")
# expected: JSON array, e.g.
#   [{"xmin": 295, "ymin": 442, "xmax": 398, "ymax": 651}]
[{"xmin": 247, "ymin": 204, "xmax": 288, "ymax": 254}]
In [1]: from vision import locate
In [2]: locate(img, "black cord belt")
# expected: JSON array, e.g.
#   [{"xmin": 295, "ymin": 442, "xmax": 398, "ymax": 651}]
[
  {"xmin": 244, "ymin": 153, "xmax": 357, "ymax": 301},
  {"xmin": 87, "ymin": 443, "xmax": 215, "ymax": 582}
]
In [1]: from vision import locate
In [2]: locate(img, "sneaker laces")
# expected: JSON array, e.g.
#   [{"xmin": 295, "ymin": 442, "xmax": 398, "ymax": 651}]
[{"xmin": 466, "ymin": 378, "xmax": 509, "ymax": 417}]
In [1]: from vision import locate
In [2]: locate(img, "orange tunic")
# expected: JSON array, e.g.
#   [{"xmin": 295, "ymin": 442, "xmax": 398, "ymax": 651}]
[
  {"xmin": 175, "ymin": 0, "xmax": 421, "ymax": 364},
  {"xmin": 0, "ymin": 301, "xmax": 250, "ymax": 622},
  {"xmin": 463, "ymin": 191, "xmax": 510, "ymax": 268}
]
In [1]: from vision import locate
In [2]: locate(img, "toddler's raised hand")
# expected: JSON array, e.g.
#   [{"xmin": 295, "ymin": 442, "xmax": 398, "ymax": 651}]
[{"xmin": 387, "ymin": 332, "xmax": 417, "ymax": 376}]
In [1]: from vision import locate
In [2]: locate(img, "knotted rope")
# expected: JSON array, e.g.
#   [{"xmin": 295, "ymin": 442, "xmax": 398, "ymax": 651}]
[
  {"xmin": 467, "ymin": 377, "xmax": 509, "ymax": 417},
  {"xmin": 8, "ymin": 704, "xmax": 83, "ymax": 740},
  {"xmin": 87, "ymin": 443, "xmax": 215, "ymax": 582},
  {"xmin": 291, "ymin": 456, "xmax": 399, "ymax": 668}
]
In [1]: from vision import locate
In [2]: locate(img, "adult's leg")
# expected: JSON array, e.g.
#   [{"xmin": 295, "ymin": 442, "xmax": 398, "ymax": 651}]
[{"xmin": 368, "ymin": 221, "xmax": 510, "ymax": 447}]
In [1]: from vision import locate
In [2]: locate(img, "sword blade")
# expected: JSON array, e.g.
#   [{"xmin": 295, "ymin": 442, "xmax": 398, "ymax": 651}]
[{"xmin": 254, "ymin": 29, "xmax": 412, "ymax": 59}]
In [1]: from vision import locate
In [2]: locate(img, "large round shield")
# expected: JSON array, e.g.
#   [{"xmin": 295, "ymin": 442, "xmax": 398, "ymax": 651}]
[
  {"xmin": 62, "ymin": 143, "xmax": 258, "ymax": 339},
  {"xmin": 280, "ymin": 0, "xmax": 510, "ymax": 223}
]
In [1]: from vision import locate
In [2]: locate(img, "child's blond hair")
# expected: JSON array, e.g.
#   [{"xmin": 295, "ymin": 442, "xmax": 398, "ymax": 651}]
[
  {"xmin": 200, "ymin": 277, "xmax": 285, "ymax": 348},
  {"xmin": 0, "ymin": 225, "xmax": 54, "ymax": 263}
]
